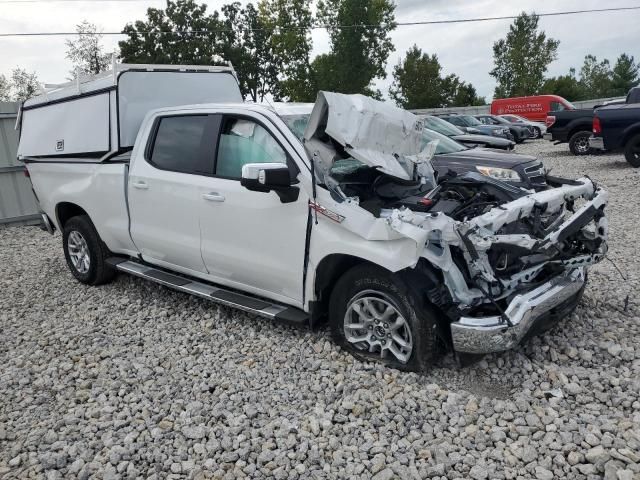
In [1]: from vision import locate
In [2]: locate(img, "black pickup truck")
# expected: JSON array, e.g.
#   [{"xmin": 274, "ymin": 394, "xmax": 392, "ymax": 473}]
[
  {"xmin": 544, "ymin": 109, "xmax": 595, "ymax": 155},
  {"xmin": 589, "ymin": 87, "xmax": 640, "ymax": 167}
]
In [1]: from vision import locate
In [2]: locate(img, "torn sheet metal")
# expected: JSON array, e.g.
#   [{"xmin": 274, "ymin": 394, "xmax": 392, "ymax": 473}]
[
  {"xmin": 302, "ymin": 91, "xmax": 608, "ymax": 310},
  {"xmin": 304, "ymin": 91, "xmax": 436, "ymax": 183}
]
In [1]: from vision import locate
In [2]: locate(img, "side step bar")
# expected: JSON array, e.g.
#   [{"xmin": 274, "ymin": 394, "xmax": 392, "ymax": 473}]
[{"xmin": 107, "ymin": 258, "xmax": 309, "ymax": 326}]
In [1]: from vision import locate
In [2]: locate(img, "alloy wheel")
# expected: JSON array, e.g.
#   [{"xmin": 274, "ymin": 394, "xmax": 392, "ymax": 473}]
[
  {"xmin": 575, "ymin": 136, "xmax": 590, "ymax": 153},
  {"xmin": 67, "ymin": 230, "xmax": 90, "ymax": 274},
  {"xmin": 343, "ymin": 290, "xmax": 413, "ymax": 363}
]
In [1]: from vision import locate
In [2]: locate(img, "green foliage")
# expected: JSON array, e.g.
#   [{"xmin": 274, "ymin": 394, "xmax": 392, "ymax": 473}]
[
  {"xmin": 66, "ymin": 21, "xmax": 112, "ymax": 78},
  {"xmin": 490, "ymin": 12, "xmax": 559, "ymax": 98},
  {"xmin": 389, "ymin": 46, "xmax": 443, "ymax": 109},
  {"xmin": 258, "ymin": 0, "xmax": 315, "ymax": 102},
  {"xmin": 389, "ymin": 46, "xmax": 484, "ymax": 109},
  {"xmin": 119, "ymin": 0, "xmax": 224, "ymax": 65},
  {"xmin": 611, "ymin": 53, "xmax": 639, "ymax": 97},
  {"xmin": 542, "ymin": 69, "xmax": 583, "ymax": 101},
  {"xmin": 119, "ymin": 0, "xmax": 315, "ymax": 101},
  {"xmin": 314, "ymin": 0, "xmax": 396, "ymax": 95},
  {"xmin": 579, "ymin": 54, "xmax": 613, "ymax": 99},
  {"xmin": 545, "ymin": 53, "xmax": 640, "ymax": 101},
  {"xmin": 219, "ymin": 2, "xmax": 277, "ymax": 101}
]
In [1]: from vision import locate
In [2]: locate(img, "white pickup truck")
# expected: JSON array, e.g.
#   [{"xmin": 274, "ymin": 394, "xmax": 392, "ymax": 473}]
[{"xmin": 19, "ymin": 64, "xmax": 609, "ymax": 370}]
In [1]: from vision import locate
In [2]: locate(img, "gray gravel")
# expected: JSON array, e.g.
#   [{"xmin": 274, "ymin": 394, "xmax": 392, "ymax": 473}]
[{"xmin": 1, "ymin": 139, "xmax": 639, "ymax": 479}]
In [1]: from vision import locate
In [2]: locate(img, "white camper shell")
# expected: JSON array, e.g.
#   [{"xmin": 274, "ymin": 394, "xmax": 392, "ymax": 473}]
[{"xmin": 17, "ymin": 63, "xmax": 243, "ymax": 161}]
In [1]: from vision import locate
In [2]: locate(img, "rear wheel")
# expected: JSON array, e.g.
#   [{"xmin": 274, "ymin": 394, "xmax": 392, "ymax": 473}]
[
  {"xmin": 63, "ymin": 215, "xmax": 116, "ymax": 285},
  {"xmin": 513, "ymin": 130, "xmax": 524, "ymax": 144},
  {"xmin": 624, "ymin": 133, "xmax": 640, "ymax": 167},
  {"xmin": 329, "ymin": 265, "xmax": 440, "ymax": 371},
  {"xmin": 533, "ymin": 127, "xmax": 542, "ymax": 138},
  {"xmin": 569, "ymin": 131, "xmax": 592, "ymax": 155}
]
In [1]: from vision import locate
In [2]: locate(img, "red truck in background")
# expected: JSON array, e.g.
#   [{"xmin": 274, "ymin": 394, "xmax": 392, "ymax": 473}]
[{"xmin": 491, "ymin": 95, "xmax": 575, "ymax": 123}]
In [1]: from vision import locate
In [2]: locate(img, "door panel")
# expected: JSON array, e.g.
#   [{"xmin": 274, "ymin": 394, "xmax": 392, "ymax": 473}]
[
  {"xmin": 199, "ymin": 180, "xmax": 308, "ymax": 302},
  {"xmin": 129, "ymin": 162, "xmax": 211, "ymax": 273},
  {"xmin": 199, "ymin": 115, "xmax": 308, "ymax": 303},
  {"xmin": 128, "ymin": 114, "xmax": 215, "ymax": 273}
]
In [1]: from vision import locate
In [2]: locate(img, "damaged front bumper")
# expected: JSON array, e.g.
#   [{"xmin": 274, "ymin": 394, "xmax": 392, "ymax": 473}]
[{"xmin": 450, "ymin": 268, "xmax": 586, "ymax": 353}]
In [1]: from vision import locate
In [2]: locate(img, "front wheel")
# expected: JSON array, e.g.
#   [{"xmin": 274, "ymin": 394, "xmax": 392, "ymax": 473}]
[
  {"xmin": 63, "ymin": 215, "xmax": 116, "ymax": 285},
  {"xmin": 329, "ymin": 265, "xmax": 440, "ymax": 371},
  {"xmin": 569, "ymin": 131, "xmax": 592, "ymax": 155},
  {"xmin": 624, "ymin": 133, "xmax": 640, "ymax": 167}
]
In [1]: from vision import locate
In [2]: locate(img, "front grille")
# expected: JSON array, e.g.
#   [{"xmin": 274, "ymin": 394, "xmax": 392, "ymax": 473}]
[{"xmin": 524, "ymin": 163, "xmax": 546, "ymax": 186}]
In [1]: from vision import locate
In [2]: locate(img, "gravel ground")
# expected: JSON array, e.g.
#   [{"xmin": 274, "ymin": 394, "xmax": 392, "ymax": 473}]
[{"xmin": 1, "ymin": 139, "xmax": 639, "ymax": 480}]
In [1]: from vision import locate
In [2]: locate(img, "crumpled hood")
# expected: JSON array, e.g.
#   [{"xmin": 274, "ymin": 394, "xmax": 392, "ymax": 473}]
[{"xmin": 304, "ymin": 91, "xmax": 436, "ymax": 182}]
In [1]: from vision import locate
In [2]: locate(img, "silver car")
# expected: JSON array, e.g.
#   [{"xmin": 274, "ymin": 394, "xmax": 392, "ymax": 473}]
[{"xmin": 499, "ymin": 114, "xmax": 547, "ymax": 139}]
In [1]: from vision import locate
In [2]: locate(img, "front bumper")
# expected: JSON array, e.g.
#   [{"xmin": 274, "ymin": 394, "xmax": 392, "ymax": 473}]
[
  {"xmin": 589, "ymin": 136, "xmax": 605, "ymax": 151},
  {"xmin": 450, "ymin": 268, "xmax": 585, "ymax": 354}
]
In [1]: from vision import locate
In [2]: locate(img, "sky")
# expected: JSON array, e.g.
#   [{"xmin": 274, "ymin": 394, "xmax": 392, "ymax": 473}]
[{"xmin": 1, "ymin": 0, "xmax": 640, "ymax": 100}]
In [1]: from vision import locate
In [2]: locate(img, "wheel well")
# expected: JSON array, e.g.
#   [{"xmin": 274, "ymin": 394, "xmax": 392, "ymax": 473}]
[
  {"xmin": 311, "ymin": 254, "xmax": 377, "ymax": 324},
  {"xmin": 568, "ymin": 126, "xmax": 591, "ymax": 140},
  {"xmin": 623, "ymin": 126, "xmax": 640, "ymax": 146},
  {"xmin": 56, "ymin": 202, "xmax": 88, "ymax": 228}
]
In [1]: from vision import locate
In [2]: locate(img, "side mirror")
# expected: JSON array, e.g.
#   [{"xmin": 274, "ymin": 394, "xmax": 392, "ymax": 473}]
[{"xmin": 241, "ymin": 163, "xmax": 299, "ymax": 203}]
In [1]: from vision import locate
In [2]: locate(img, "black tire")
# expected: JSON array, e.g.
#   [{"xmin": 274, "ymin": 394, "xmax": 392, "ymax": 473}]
[
  {"xmin": 624, "ymin": 133, "xmax": 640, "ymax": 167},
  {"xmin": 62, "ymin": 215, "xmax": 116, "ymax": 285},
  {"xmin": 329, "ymin": 264, "xmax": 440, "ymax": 372},
  {"xmin": 569, "ymin": 131, "xmax": 593, "ymax": 156},
  {"xmin": 533, "ymin": 127, "xmax": 541, "ymax": 138},
  {"xmin": 512, "ymin": 129, "xmax": 524, "ymax": 144}
]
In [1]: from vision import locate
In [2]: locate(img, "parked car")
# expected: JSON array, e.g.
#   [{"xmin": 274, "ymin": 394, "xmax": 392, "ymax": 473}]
[
  {"xmin": 491, "ymin": 94, "xmax": 575, "ymax": 123},
  {"xmin": 435, "ymin": 113, "xmax": 513, "ymax": 140},
  {"xmin": 19, "ymin": 65, "xmax": 609, "ymax": 371},
  {"xmin": 475, "ymin": 114, "xmax": 533, "ymax": 144},
  {"xmin": 421, "ymin": 115, "xmax": 516, "ymax": 151},
  {"xmin": 498, "ymin": 114, "xmax": 547, "ymax": 138},
  {"xmin": 276, "ymin": 104, "xmax": 543, "ymax": 189},
  {"xmin": 544, "ymin": 109, "xmax": 595, "ymax": 155},
  {"xmin": 589, "ymin": 87, "xmax": 640, "ymax": 167}
]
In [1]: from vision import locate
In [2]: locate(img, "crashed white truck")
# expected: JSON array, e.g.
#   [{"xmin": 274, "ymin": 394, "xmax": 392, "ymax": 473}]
[{"xmin": 19, "ymin": 64, "xmax": 609, "ymax": 370}]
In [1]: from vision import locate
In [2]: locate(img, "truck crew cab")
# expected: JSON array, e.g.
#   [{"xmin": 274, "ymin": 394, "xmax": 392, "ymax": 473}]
[
  {"xmin": 589, "ymin": 87, "xmax": 640, "ymax": 167},
  {"xmin": 19, "ymin": 64, "xmax": 609, "ymax": 370}
]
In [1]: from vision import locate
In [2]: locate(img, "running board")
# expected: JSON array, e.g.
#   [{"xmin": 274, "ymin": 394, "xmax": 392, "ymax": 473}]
[{"xmin": 107, "ymin": 258, "xmax": 309, "ymax": 326}]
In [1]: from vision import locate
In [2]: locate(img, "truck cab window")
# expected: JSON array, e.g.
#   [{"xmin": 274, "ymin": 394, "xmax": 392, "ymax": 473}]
[
  {"xmin": 150, "ymin": 115, "xmax": 209, "ymax": 174},
  {"xmin": 550, "ymin": 102, "xmax": 566, "ymax": 112},
  {"xmin": 216, "ymin": 117, "xmax": 287, "ymax": 179}
]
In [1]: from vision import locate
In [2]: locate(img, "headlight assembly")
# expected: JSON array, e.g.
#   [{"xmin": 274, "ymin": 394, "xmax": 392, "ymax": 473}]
[{"xmin": 476, "ymin": 166, "xmax": 522, "ymax": 181}]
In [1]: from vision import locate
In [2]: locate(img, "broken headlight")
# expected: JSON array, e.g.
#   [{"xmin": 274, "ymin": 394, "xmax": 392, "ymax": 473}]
[{"xmin": 475, "ymin": 166, "xmax": 521, "ymax": 182}]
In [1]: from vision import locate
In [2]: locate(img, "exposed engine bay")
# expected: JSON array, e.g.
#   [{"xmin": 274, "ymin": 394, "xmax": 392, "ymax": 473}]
[{"xmin": 303, "ymin": 92, "xmax": 608, "ymax": 318}]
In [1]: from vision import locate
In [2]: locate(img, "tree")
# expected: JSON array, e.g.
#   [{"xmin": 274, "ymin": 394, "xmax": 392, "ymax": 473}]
[
  {"xmin": 66, "ymin": 21, "xmax": 112, "ymax": 78},
  {"xmin": 314, "ymin": 0, "xmax": 396, "ymax": 96},
  {"xmin": 0, "ymin": 74, "xmax": 10, "ymax": 101},
  {"xmin": 490, "ymin": 12, "xmax": 559, "ymax": 98},
  {"xmin": 441, "ymin": 75, "xmax": 485, "ymax": 107},
  {"xmin": 389, "ymin": 45, "xmax": 485, "ymax": 109},
  {"xmin": 10, "ymin": 68, "xmax": 40, "ymax": 101},
  {"xmin": 219, "ymin": 2, "xmax": 277, "ymax": 101},
  {"xmin": 542, "ymin": 68, "xmax": 583, "ymax": 101},
  {"xmin": 611, "ymin": 53, "xmax": 639, "ymax": 97},
  {"xmin": 389, "ymin": 46, "xmax": 445, "ymax": 109},
  {"xmin": 579, "ymin": 54, "xmax": 612, "ymax": 99},
  {"xmin": 119, "ymin": 0, "xmax": 224, "ymax": 65},
  {"xmin": 259, "ymin": 0, "xmax": 314, "ymax": 102}
]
